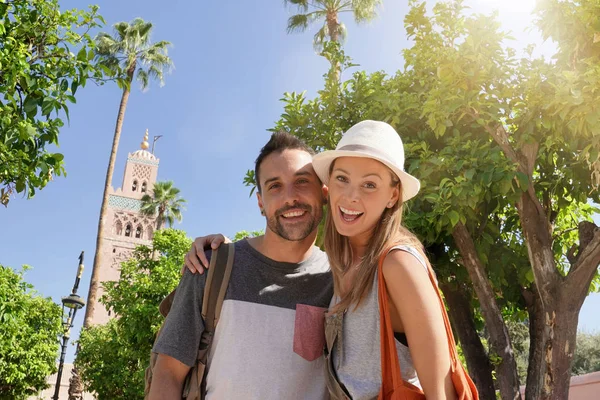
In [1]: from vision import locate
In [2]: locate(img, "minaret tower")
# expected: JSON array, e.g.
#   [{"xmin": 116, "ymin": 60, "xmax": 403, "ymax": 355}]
[{"xmin": 88, "ymin": 130, "xmax": 160, "ymax": 325}]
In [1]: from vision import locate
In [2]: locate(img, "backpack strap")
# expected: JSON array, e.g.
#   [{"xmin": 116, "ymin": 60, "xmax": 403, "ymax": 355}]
[
  {"xmin": 201, "ymin": 243, "xmax": 235, "ymax": 331},
  {"xmin": 184, "ymin": 242, "xmax": 234, "ymax": 399}
]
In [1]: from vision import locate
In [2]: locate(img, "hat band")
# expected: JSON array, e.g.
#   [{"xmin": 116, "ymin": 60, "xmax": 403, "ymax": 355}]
[{"xmin": 337, "ymin": 144, "xmax": 402, "ymax": 171}]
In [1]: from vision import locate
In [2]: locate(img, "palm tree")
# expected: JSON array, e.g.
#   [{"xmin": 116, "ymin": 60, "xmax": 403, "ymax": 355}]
[
  {"xmin": 140, "ymin": 181, "xmax": 186, "ymax": 230},
  {"xmin": 285, "ymin": 0, "xmax": 381, "ymax": 50},
  {"xmin": 83, "ymin": 18, "xmax": 173, "ymax": 328}
]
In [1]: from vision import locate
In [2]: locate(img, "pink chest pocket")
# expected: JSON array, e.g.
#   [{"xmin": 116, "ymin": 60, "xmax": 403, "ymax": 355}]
[{"xmin": 293, "ymin": 304, "xmax": 327, "ymax": 362}]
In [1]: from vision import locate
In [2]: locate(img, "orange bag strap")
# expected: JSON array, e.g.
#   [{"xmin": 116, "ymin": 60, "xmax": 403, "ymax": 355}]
[
  {"xmin": 377, "ymin": 247, "xmax": 404, "ymax": 398},
  {"xmin": 378, "ymin": 244, "xmax": 462, "ymax": 397}
]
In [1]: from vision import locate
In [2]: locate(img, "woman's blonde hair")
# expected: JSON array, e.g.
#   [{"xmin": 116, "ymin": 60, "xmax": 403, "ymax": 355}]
[{"xmin": 324, "ymin": 159, "xmax": 424, "ymax": 314}]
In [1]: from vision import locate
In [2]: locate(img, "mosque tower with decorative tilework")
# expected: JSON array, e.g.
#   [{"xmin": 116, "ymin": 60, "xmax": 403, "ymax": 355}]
[{"xmin": 87, "ymin": 130, "xmax": 160, "ymax": 325}]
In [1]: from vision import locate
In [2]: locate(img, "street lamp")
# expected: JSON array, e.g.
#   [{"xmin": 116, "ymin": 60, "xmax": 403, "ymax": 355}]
[
  {"xmin": 151, "ymin": 134, "xmax": 163, "ymax": 154},
  {"xmin": 53, "ymin": 251, "xmax": 86, "ymax": 400}
]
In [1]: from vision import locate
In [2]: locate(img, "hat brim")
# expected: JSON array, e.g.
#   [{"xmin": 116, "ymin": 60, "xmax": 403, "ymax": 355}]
[{"xmin": 312, "ymin": 150, "xmax": 421, "ymax": 202}]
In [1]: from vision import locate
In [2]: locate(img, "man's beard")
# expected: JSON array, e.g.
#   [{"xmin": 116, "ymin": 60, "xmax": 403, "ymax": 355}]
[{"xmin": 266, "ymin": 202, "xmax": 322, "ymax": 241}]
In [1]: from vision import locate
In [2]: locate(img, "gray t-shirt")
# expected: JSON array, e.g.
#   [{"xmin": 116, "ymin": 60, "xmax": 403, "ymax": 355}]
[
  {"xmin": 331, "ymin": 245, "xmax": 425, "ymax": 399},
  {"xmin": 153, "ymin": 239, "xmax": 333, "ymax": 400}
]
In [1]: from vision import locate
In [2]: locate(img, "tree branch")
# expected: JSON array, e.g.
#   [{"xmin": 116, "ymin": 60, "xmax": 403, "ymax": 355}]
[
  {"xmin": 15, "ymin": 85, "xmax": 24, "ymax": 112},
  {"xmin": 451, "ymin": 221, "xmax": 522, "ymax": 399},
  {"xmin": 476, "ymin": 99, "xmax": 557, "ymax": 294},
  {"xmin": 566, "ymin": 222, "xmax": 600, "ymax": 301}
]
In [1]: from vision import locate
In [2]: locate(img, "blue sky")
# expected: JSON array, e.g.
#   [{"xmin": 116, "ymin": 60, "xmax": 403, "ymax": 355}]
[{"xmin": 0, "ymin": 0, "xmax": 598, "ymax": 364}]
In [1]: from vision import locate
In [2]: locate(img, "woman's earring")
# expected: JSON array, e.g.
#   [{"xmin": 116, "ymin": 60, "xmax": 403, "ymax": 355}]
[{"xmin": 260, "ymin": 209, "xmax": 265, "ymax": 216}]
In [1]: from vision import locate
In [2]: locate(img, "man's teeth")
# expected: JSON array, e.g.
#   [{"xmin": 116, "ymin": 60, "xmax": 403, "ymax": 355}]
[
  {"xmin": 340, "ymin": 206, "xmax": 362, "ymax": 215},
  {"xmin": 282, "ymin": 210, "xmax": 305, "ymax": 218}
]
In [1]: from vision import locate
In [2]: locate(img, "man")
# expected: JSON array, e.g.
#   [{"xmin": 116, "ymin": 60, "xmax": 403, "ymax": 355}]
[{"xmin": 149, "ymin": 132, "xmax": 333, "ymax": 400}]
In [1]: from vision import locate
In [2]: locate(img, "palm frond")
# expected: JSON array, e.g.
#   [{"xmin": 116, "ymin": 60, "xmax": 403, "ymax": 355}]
[
  {"xmin": 140, "ymin": 194, "xmax": 157, "ymax": 216},
  {"xmin": 287, "ymin": 13, "xmax": 311, "ymax": 34},
  {"xmin": 170, "ymin": 187, "xmax": 181, "ymax": 196},
  {"xmin": 311, "ymin": 0, "xmax": 330, "ymax": 12},
  {"xmin": 97, "ymin": 53, "xmax": 121, "ymax": 71},
  {"xmin": 96, "ymin": 34, "xmax": 124, "ymax": 57},
  {"xmin": 137, "ymin": 69, "xmax": 149, "ymax": 91},
  {"xmin": 113, "ymin": 22, "xmax": 130, "ymax": 42},
  {"xmin": 313, "ymin": 24, "xmax": 329, "ymax": 50},
  {"xmin": 140, "ymin": 51, "xmax": 173, "ymax": 70},
  {"xmin": 148, "ymin": 65, "xmax": 164, "ymax": 87},
  {"xmin": 350, "ymin": 0, "xmax": 381, "ymax": 23},
  {"xmin": 171, "ymin": 205, "xmax": 184, "ymax": 220},
  {"xmin": 284, "ymin": 0, "xmax": 310, "ymax": 12},
  {"xmin": 95, "ymin": 32, "xmax": 118, "ymax": 49},
  {"xmin": 150, "ymin": 40, "xmax": 172, "ymax": 52},
  {"xmin": 133, "ymin": 19, "xmax": 153, "ymax": 44},
  {"xmin": 139, "ymin": 43, "xmax": 173, "ymax": 88},
  {"xmin": 96, "ymin": 18, "xmax": 173, "ymax": 89},
  {"xmin": 287, "ymin": 10, "xmax": 326, "ymax": 34},
  {"xmin": 128, "ymin": 22, "xmax": 147, "ymax": 54},
  {"xmin": 335, "ymin": 22, "xmax": 347, "ymax": 42}
]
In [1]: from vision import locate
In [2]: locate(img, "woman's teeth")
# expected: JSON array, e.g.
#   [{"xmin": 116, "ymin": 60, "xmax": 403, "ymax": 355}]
[{"xmin": 340, "ymin": 206, "xmax": 363, "ymax": 222}]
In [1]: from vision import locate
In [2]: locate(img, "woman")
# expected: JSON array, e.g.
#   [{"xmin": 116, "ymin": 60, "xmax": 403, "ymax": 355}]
[{"xmin": 312, "ymin": 120, "xmax": 459, "ymax": 399}]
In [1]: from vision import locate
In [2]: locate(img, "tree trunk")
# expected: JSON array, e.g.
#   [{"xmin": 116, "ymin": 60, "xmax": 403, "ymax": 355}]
[
  {"xmin": 326, "ymin": 12, "xmax": 341, "ymax": 83},
  {"xmin": 452, "ymin": 221, "xmax": 522, "ymax": 400},
  {"xmin": 477, "ymin": 110, "xmax": 600, "ymax": 399},
  {"xmin": 440, "ymin": 282, "xmax": 496, "ymax": 400},
  {"xmin": 68, "ymin": 365, "xmax": 83, "ymax": 400},
  {"xmin": 156, "ymin": 207, "xmax": 164, "ymax": 230},
  {"xmin": 516, "ymin": 187, "xmax": 600, "ymax": 399},
  {"xmin": 326, "ymin": 9, "xmax": 339, "ymax": 43},
  {"xmin": 543, "ymin": 299, "xmax": 580, "ymax": 400},
  {"xmin": 83, "ymin": 71, "xmax": 134, "ymax": 327},
  {"xmin": 523, "ymin": 285, "xmax": 545, "ymax": 400},
  {"xmin": 525, "ymin": 293, "xmax": 582, "ymax": 400}
]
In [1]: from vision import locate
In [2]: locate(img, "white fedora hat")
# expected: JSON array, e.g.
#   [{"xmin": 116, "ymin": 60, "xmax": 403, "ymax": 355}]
[{"xmin": 312, "ymin": 120, "xmax": 421, "ymax": 201}]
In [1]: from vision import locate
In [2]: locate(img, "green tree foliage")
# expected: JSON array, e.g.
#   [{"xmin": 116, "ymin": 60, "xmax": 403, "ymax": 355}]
[
  {"xmin": 0, "ymin": 0, "xmax": 106, "ymax": 206},
  {"xmin": 233, "ymin": 230, "xmax": 264, "ymax": 241},
  {"xmin": 572, "ymin": 332, "xmax": 600, "ymax": 376},
  {"xmin": 0, "ymin": 265, "xmax": 62, "ymax": 399},
  {"xmin": 264, "ymin": 1, "xmax": 600, "ymax": 397},
  {"xmin": 402, "ymin": 1, "xmax": 600, "ymax": 397},
  {"xmin": 508, "ymin": 326, "xmax": 600, "ymax": 380},
  {"xmin": 76, "ymin": 229, "xmax": 191, "ymax": 399},
  {"xmin": 140, "ymin": 181, "xmax": 186, "ymax": 230}
]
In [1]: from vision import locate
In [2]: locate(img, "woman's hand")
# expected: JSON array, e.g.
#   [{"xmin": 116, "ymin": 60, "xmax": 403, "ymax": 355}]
[{"xmin": 181, "ymin": 234, "xmax": 231, "ymax": 274}]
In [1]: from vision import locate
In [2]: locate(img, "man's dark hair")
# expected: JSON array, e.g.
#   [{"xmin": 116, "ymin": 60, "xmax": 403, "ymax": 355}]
[{"xmin": 255, "ymin": 131, "xmax": 315, "ymax": 193}]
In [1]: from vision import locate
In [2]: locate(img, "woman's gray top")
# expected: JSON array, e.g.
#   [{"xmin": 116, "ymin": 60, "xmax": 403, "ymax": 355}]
[{"xmin": 331, "ymin": 245, "xmax": 426, "ymax": 400}]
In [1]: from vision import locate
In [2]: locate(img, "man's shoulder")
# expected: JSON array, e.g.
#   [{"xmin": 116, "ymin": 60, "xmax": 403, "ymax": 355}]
[
  {"xmin": 306, "ymin": 246, "xmax": 330, "ymax": 273},
  {"xmin": 178, "ymin": 267, "xmax": 208, "ymax": 293}
]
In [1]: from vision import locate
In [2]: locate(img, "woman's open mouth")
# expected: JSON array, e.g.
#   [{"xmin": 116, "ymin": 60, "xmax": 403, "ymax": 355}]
[{"xmin": 339, "ymin": 206, "xmax": 363, "ymax": 223}]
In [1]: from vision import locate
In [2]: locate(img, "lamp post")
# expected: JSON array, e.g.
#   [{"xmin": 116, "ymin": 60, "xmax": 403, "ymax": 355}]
[
  {"xmin": 52, "ymin": 252, "xmax": 86, "ymax": 400},
  {"xmin": 151, "ymin": 134, "xmax": 163, "ymax": 154}
]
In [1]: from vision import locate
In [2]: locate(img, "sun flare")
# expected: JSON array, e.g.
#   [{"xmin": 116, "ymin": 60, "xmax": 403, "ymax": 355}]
[{"xmin": 476, "ymin": 0, "xmax": 538, "ymax": 13}]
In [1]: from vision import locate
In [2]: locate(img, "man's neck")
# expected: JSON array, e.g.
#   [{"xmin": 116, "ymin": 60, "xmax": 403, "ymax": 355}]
[{"xmin": 247, "ymin": 230, "xmax": 317, "ymax": 264}]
